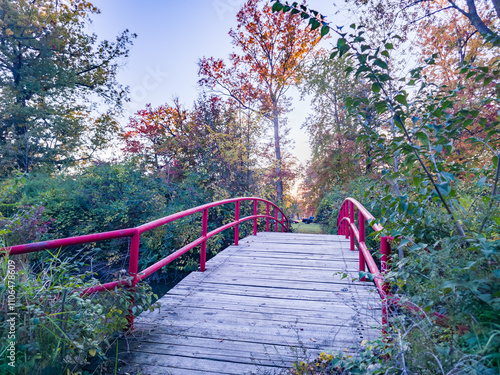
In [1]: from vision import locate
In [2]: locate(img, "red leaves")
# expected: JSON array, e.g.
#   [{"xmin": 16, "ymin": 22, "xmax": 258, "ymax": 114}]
[
  {"xmin": 198, "ymin": 0, "xmax": 322, "ymax": 115},
  {"xmin": 121, "ymin": 101, "xmax": 187, "ymax": 170}
]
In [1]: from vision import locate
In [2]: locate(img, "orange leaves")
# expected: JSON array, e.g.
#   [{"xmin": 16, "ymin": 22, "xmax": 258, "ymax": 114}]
[
  {"xmin": 198, "ymin": 0, "xmax": 323, "ymax": 200},
  {"xmin": 121, "ymin": 101, "xmax": 187, "ymax": 169},
  {"xmin": 199, "ymin": 0, "xmax": 321, "ymax": 116}
]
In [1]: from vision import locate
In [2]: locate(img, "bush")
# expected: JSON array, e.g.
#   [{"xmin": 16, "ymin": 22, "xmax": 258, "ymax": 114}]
[
  {"xmin": 0, "ymin": 250, "xmax": 157, "ymax": 375},
  {"xmin": 12, "ymin": 163, "xmax": 242, "ymax": 280}
]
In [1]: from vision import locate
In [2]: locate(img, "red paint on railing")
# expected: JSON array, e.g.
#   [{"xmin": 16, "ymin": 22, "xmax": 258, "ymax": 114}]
[
  {"xmin": 1, "ymin": 197, "xmax": 289, "ymax": 330},
  {"xmin": 337, "ymin": 198, "xmax": 389, "ymax": 330},
  {"xmin": 266, "ymin": 203, "xmax": 270, "ymax": 232},
  {"xmin": 235, "ymin": 201, "xmax": 240, "ymax": 246},
  {"xmin": 338, "ymin": 198, "xmax": 449, "ymax": 333},
  {"xmin": 253, "ymin": 200, "xmax": 258, "ymax": 236}
]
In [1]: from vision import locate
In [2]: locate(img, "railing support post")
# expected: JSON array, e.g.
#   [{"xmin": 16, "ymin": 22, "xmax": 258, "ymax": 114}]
[
  {"xmin": 275, "ymin": 207, "xmax": 278, "ymax": 232},
  {"xmin": 253, "ymin": 200, "xmax": 258, "ymax": 235},
  {"xmin": 342, "ymin": 203, "xmax": 345, "ymax": 236},
  {"xmin": 338, "ymin": 204, "xmax": 343, "ymax": 235},
  {"xmin": 381, "ymin": 236, "xmax": 392, "ymax": 330},
  {"xmin": 344, "ymin": 203, "xmax": 349, "ymax": 239},
  {"xmin": 200, "ymin": 208, "xmax": 208, "ymax": 272},
  {"xmin": 235, "ymin": 201, "xmax": 240, "ymax": 245},
  {"xmin": 359, "ymin": 212, "xmax": 366, "ymax": 281},
  {"xmin": 349, "ymin": 201, "xmax": 355, "ymax": 251},
  {"xmin": 126, "ymin": 231, "xmax": 140, "ymax": 332},
  {"xmin": 266, "ymin": 203, "xmax": 270, "ymax": 232}
]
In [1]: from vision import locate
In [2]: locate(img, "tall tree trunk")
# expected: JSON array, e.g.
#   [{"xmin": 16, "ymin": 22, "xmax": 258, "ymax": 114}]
[
  {"xmin": 272, "ymin": 105, "xmax": 283, "ymax": 202},
  {"xmin": 491, "ymin": 0, "xmax": 500, "ymax": 19},
  {"xmin": 448, "ymin": 0, "xmax": 496, "ymax": 36}
]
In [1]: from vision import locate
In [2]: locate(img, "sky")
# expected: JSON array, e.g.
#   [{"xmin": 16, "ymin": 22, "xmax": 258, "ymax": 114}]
[{"xmin": 87, "ymin": 0, "xmax": 353, "ymax": 166}]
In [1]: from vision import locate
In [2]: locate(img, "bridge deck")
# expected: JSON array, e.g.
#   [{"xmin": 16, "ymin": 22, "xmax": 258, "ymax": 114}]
[{"xmin": 118, "ymin": 232, "xmax": 381, "ymax": 375}]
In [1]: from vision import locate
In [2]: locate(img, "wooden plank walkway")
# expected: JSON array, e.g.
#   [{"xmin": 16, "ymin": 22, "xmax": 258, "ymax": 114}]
[{"xmin": 117, "ymin": 232, "xmax": 381, "ymax": 375}]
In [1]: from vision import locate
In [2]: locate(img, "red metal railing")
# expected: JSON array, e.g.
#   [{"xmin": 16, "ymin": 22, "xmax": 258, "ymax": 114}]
[
  {"xmin": 2, "ymin": 197, "xmax": 289, "ymax": 329},
  {"xmin": 337, "ymin": 198, "xmax": 392, "ymax": 329},
  {"xmin": 338, "ymin": 197, "xmax": 450, "ymax": 332}
]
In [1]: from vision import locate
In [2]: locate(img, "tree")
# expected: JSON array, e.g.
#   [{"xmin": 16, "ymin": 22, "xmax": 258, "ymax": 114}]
[
  {"xmin": 122, "ymin": 100, "xmax": 187, "ymax": 177},
  {"xmin": 122, "ymin": 96, "xmax": 265, "ymax": 196},
  {"xmin": 298, "ymin": 51, "xmax": 367, "ymax": 207},
  {"xmin": 198, "ymin": 0, "xmax": 322, "ymax": 202},
  {"xmin": 338, "ymin": 0, "xmax": 498, "ymax": 43},
  {"xmin": 415, "ymin": 5, "xmax": 499, "ymax": 169},
  {"xmin": 0, "ymin": 0, "xmax": 135, "ymax": 173}
]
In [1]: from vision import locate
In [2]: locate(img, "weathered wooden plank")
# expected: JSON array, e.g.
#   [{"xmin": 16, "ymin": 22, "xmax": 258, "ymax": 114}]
[
  {"xmin": 129, "ymin": 322, "xmax": 371, "ymax": 352},
  {"xmin": 151, "ymin": 291, "xmax": 378, "ymax": 316},
  {"xmin": 119, "ymin": 352, "xmax": 275, "ymax": 375},
  {"xmin": 120, "ymin": 335, "xmax": 323, "ymax": 362},
  {"xmin": 118, "ymin": 233, "xmax": 381, "ymax": 375},
  {"xmin": 143, "ymin": 296, "xmax": 379, "ymax": 328},
  {"xmin": 134, "ymin": 305, "xmax": 379, "ymax": 333},
  {"xmin": 119, "ymin": 340, "xmax": 320, "ymax": 368},
  {"xmin": 214, "ymin": 248, "xmax": 360, "ymax": 261},
  {"xmin": 134, "ymin": 303, "xmax": 379, "ymax": 329},
  {"xmin": 179, "ymin": 269, "xmax": 376, "ymax": 289},
  {"xmin": 180, "ymin": 270, "xmax": 375, "ymax": 290},
  {"xmin": 178, "ymin": 278, "xmax": 376, "ymax": 295},
  {"xmin": 167, "ymin": 286, "xmax": 378, "ymax": 307},
  {"xmin": 118, "ymin": 363, "xmax": 229, "ymax": 375},
  {"xmin": 171, "ymin": 283, "xmax": 377, "ymax": 301},
  {"xmin": 205, "ymin": 256, "xmax": 358, "ymax": 269}
]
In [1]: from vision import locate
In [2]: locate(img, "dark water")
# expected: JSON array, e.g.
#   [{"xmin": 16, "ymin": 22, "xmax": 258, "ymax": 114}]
[{"xmin": 149, "ymin": 274, "xmax": 187, "ymax": 303}]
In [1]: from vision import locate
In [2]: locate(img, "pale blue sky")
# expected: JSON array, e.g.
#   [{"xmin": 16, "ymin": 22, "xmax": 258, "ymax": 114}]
[{"xmin": 88, "ymin": 0, "xmax": 351, "ymax": 164}]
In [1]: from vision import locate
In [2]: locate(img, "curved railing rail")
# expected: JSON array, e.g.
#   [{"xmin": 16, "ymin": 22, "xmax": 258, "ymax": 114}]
[
  {"xmin": 337, "ymin": 197, "xmax": 392, "ymax": 328},
  {"xmin": 1, "ymin": 197, "xmax": 289, "ymax": 329},
  {"xmin": 338, "ymin": 197, "xmax": 449, "ymax": 332}
]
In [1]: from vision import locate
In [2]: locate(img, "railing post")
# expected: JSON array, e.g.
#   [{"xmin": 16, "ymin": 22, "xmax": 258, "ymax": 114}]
[
  {"xmin": 275, "ymin": 207, "xmax": 278, "ymax": 232},
  {"xmin": 381, "ymin": 236, "xmax": 391, "ymax": 279},
  {"xmin": 359, "ymin": 212, "xmax": 366, "ymax": 281},
  {"xmin": 253, "ymin": 200, "xmax": 258, "ymax": 235},
  {"xmin": 343, "ymin": 203, "xmax": 347, "ymax": 236},
  {"xmin": 344, "ymin": 203, "xmax": 349, "ymax": 240},
  {"xmin": 235, "ymin": 201, "xmax": 240, "ymax": 246},
  {"xmin": 126, "ymin": 231, "xmax": 140, "ymax": 331},
  {"xmin": 266, "ymin": 203, "xmax": 270, "ymax": 232},
  {"xmin": 338, "ymin": 204, "xmax": 343, "ymax": 235},
  {"xmin": 341, "ymin": 203, "xmax": 344, "ymax": 235},
  {"xmin": 381, "ymin": 236, "xmax": 392, "ymax": 330},
  {"xmin": 200, "ymin": 208, "xmax": 208, "ymax": 272},
  {"xmin": 349, "ymin": 201, "xmax": 355, "ymax": 251}
]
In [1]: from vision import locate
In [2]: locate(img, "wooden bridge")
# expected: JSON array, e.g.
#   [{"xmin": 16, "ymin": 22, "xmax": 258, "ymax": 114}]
[
  {"xmin": 117, "ymin": 232, "xmax": 380, "ymax": 375},
  {"xmin": 5, "ymin": 197, "xmax": 390, "ymax": 375}
]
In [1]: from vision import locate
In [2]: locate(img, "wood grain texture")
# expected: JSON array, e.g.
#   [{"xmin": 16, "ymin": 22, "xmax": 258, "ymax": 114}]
[{"xmin": 117, "ymin": 232, "xmax": 381, "ymax": 375}]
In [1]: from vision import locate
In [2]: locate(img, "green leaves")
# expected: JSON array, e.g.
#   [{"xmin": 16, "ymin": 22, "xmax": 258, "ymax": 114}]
[
  {"xmin": 336, "ymin": 37, "xmax": 350, "ymax": 57},
  {"xmin": 309, "ymin": 17, "xmax": 321, "ymax": 31},
  {"xmin": 394, "ymin": 93, "xmax": 408, "ymax": 106},
  {"xmin": 372, "ymin": 82, "xmax": 381, "ymax": 93},
  {"xmin": 320, "ymin": 25, "xmax": 330, "ymax": 37},
  {"xmin": 414, "ymin": 132, "xmax": 430, "ymax": 149},
  {"xmin": 271, "ymin": 2, "xmax": 283, "ymax": 12},
  {"xmin": 373, "ymin": 58, "xmax": 388, "ymax": 70}
]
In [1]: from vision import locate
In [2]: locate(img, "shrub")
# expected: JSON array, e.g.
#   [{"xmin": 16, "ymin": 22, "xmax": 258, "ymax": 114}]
[{"xmin": 0, "ymin": 250, "xmax": 156, "ymax": 375}]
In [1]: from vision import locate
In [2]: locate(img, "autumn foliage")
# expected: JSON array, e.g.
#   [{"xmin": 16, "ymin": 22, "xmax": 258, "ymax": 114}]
[{"xmin": 199, "ymin": 0, "xmax": 323, "ymax": 201}]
